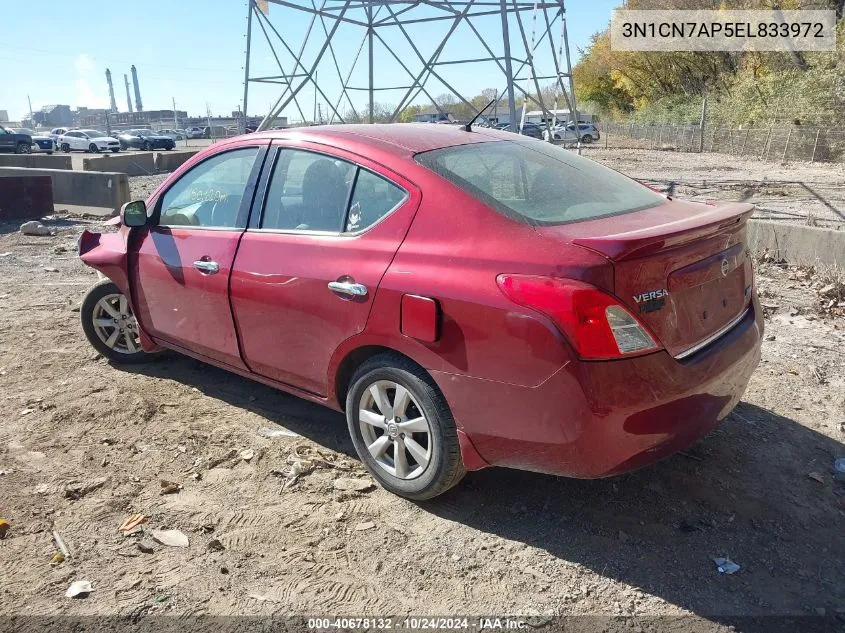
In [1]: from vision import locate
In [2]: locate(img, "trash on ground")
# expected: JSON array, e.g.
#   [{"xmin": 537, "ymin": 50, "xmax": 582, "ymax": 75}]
[
  {"xmin": 64, "ymin": 476, "xmax": 107, "ymax": 500},
  {"xmin": 19, "ymin": 221, "xmax": 53, "ymax": 236},
  {"xmin": 713, "ymin": 557, "xmax": 741, "ymax": 574},
  {"xmin": 118, "ymin": 513, "xmax": 148, "ymax": 534},
  {"xmin": 20, "ymin": 408, "xmax": 34, "ymax": 416},
  {"xmin": 52, "ymin": 530, "xmax": 71, "ymax": 558},
  {"xmin": 50, "ymin": 552, "xmax": 66, "ymax": 566},
  {"xmin": 240, "ymin": 448, "xmax": 255, "ymax": 462},
  {"xmin": 160, "ymin": 480, "xmax": 182, "ymax": 495},
  {"xmin": 258, "ymin": 426, "xmax": 299, "ymax": 438},
  {"xmin": 334, "ymin": 478, "xmax": 375, "ymax": 492},
  {"xmin": 151, "ymin": 529, "xmax": 189, "ymax": 548},
  {"xmin": 808, "ymin": 472, "xmax": 825, "ymax": 484},
  {"xmin": 0, "ymin": 518, "xmax": 9, "ymax": 539},
  {"xmin": 354, "ymin": 521, "xmax": 376, "ymax": 531},
  {"xmin": 0, "ymin": 252, "xmax": 11, "ymax": 257},
  {"xmin": 65, "ymin": 580, "xmax": 93, "ymax": 598},
  {"xmin": 43, "ymin": 267, "xmax": 59, "ymax": 273}
]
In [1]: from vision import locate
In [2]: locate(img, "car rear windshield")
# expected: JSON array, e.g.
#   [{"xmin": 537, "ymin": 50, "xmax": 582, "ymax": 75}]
[{"xmin": 415, "ymin": 140, "xmax": 664, "ymax": 225}]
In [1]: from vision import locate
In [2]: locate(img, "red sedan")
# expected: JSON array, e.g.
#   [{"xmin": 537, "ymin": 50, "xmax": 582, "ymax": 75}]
[{"xmin": 78, "ymin": 124, "xmax": 762, "ymax": 499}]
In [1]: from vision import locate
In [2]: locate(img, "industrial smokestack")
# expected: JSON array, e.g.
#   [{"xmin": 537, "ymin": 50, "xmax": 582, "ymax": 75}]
[
  {"xmin": 131, "ymin": 65, "xmax": 143, "ymax": 112},
  {"xmin": 124, "ymin": 74, "xmax": 133, "ymax": 113},
  {"xmin": 105, "ymin": 69, "xmax": 118, "ymax": 113}
]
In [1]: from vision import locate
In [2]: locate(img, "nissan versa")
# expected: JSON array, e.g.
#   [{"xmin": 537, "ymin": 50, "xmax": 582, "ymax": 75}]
[{"xmin": 77, "ymin": 124, "xmax": 763, "ymax": 500}]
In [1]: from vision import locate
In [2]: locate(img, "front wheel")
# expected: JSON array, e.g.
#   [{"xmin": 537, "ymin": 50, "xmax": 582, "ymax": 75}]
[
  {"xmin": 16, "ymin": 142, "xmax": 31, "ymax": 154},
  {"xmin": 346, "ymin": 354, "xmax": 465, "ymax": 500},
  {"xmin": 61, "ymin": 143, "xmax": 70, "ymax": 153},
  {"xmin": 111, "ymin": 148, "xmax": 120, "ymax": 153},
  {"xmin": 142, "ymin": 141, "xmax": 151, "ymax": 151},
  {"xmin": 80, "ymin": 280, "xmax": 154, "ymax": 364},
  {"xmin": 88, "ymin": 143, "xmax": 99, "ymax": 153}
]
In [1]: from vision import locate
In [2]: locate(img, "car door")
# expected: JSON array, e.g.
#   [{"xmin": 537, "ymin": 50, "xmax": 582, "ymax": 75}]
[
  {"xmin": 130, "ymin": 142, "xmax": 268, "ymax": 369},
  {"xmin": 0, "ymin": 127, "xmax": 12, "ymax": 151},
  {"xmin": 229, "ymin": 143, "xmax": 420, "ymax": 395}
]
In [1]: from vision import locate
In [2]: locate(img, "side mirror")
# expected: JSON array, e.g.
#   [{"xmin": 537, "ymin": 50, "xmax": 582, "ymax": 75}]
[{"xmin": 121, "ymin": 200, "xmax": 148, "ymax": 227}]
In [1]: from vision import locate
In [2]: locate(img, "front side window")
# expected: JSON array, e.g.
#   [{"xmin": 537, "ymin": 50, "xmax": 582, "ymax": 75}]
[
  {"xmin": 415, "ymin": 140, "xmax": 664, "ymax": 225},
  {"xmin": 262, "ymin": 149, "xmax": 355, "ymax": 232},
  {"xmin": 158, "ymin": 147, "xmax": 259, "ymax": 228}
]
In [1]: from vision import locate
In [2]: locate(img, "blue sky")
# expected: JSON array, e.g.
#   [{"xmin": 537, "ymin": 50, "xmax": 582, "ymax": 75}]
[{"xmin": 1, "ymin": 0, "xmax": 621, "ymax": 122}]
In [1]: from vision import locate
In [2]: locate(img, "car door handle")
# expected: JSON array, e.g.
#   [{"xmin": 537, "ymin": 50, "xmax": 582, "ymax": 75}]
[
  {"xmin": 193, "ymin": 260, "xmax": 219, "ymax": 274},
  {"xmin": 328, "ymin": 281, "xmax": 368, "ymax": 297}
]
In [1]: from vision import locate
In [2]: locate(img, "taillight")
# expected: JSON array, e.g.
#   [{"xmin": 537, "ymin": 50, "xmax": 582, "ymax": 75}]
[{"xmin": 496, "ymin": 274, "xmax": 661, "ymax": 360}]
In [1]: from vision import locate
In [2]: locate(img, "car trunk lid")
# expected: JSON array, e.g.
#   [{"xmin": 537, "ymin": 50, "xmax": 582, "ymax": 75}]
[{"xmin": 538, "ymin": 199, "xmax": 755, "ymax": 358}]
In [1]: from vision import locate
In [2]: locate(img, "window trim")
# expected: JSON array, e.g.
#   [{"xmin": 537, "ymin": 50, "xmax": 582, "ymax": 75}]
[
  {"xmin": 251, "ymin": 145, "xmax": 409, "ymax": 237},
  {"xmin": 152, "ymin": 144, "xmax": 268, "ymax": 230}
]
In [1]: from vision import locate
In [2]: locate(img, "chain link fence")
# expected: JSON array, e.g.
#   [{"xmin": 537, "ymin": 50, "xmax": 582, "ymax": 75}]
[{"xmin": 600, "ymin": 122, "xmax": 845, "ymax": 163}]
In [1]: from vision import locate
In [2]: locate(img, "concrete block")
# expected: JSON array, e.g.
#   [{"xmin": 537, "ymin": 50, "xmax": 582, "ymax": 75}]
[
  {"xmin": 83, "ymin": 152, "xmax": 155, "ymax": 177},
  {"xmin": 0, "ymin": 154, "xmax": 72, "ymax": 170},
  {"xmin": 155, "ymin": 150, "xmax": 198, "ymax": 173},
  {"xmin": 747, "ymin": 220, "xmax": 845, "ymax": 268},
  {"xmin": 0, "ymin": 167, "xmax": 129, "ymax": 214},
  {"xmin": 0, "ymin": 175, "xmax": 54, "ymax": 221}
]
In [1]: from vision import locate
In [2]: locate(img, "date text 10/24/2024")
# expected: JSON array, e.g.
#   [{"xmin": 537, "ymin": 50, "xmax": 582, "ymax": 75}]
[{"xmin": 308, "ymin": 617, "xmax": 529, "ymax": 630}]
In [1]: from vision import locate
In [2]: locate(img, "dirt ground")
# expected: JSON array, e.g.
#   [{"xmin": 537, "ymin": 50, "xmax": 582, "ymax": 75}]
[{"xmin": 1, "ymin": 149, "xmax": 844, "ymax": 630}]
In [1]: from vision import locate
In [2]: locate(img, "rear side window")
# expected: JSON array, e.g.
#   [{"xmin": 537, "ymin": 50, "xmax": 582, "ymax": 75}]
[
  {"xmin": 346, "ymin": 169, "xmax": 406, "ymax": 232},
  {"xmin": 261, "ymin": 148, "xmax": 407, "ymax": 233},
  {"xmin": 415, "ymin": 140, "xmax": 664, "ymax": 225}
]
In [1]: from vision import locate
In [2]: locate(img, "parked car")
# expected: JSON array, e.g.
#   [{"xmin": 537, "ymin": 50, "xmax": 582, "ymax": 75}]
[
  {"xmin": 157, "ymin": 129, "xmax": 185, "ymax": 140},
  {"xmin": 185, "ymin": 126, "xmax": 205, "ymax": 139},
  {"xmin": 77, "ymin": 124, "xmax": 762, "ymax": 500},
  {"xmin": 49, "ymin": 127, "xmax": 70, "ymax": 143},
  {"xmin": 118, "ymin": 129, "xmax": 176, "ymax": 151},
  {"xmin": 517, "ymin": 122, "xmax": 544, "ymax": 139},
  {"xmin": 58, "ymin": 130, "xmax": 121, "ymax": 153},
  {"xmin": 11, "ymin": 128, "xmax": 54, "ymax": 153},
  {"xmin": 0, "ymin": 125, "xmax": 34, "ymax": 153},
  {"xmin": 565, "ymin": 122, "xmax": 600, "ymax": 143}
]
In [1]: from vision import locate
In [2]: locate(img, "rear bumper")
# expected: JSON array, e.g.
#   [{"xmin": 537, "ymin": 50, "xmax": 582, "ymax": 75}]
[{"xmin": 434, "ymin": 296, "xmax": 763, "ymax": 478}]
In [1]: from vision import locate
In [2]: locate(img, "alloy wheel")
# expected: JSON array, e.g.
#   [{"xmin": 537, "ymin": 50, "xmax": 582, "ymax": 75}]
[
  {"xmin": 358, "ymin": 380, "xmax": 432, "ymax": 480},
  {"xmin": 91, "ymin": 293, "xmax": 141, "ymax": 355}
]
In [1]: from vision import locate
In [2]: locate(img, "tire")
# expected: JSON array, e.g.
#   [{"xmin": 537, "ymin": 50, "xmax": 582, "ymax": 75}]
[
  {"xmin": 580, "ymin": 134, "xmax": 593, "ymax": 144},
  {"xmin": 165, "ymin": 146, "xmax": 173, "ymax": 151},
  {"xmin": 111, "ymin": 148, "xmax": 120, "ymax": 153},
  {"xmin": 120, "ymin": 141, "xmax": 128, "ymax": 150},
  {"xmin": 61, "ymin": 143, "xmax": 70, "ymax": 153},
  {"xmin": 80, "ymin": 280, "xmax": 154, "ymax": 364},
  {"xmin": 346, "ymin": 353, "xmax": 465, "ymax": 500},
  {"xmin": 88, "ymin": 143, "xmax": 99, "ymax": 153},
  {"xmin": 142, "ymin": 141, "xmax": 151, "ymax": 151},
  {"xmin": 16, "ymin": 142, "xmax": 31, "ymax": 154},
  {"xmin": 46, "ymin": 151, "xmax": 53, "ymax": 155}
]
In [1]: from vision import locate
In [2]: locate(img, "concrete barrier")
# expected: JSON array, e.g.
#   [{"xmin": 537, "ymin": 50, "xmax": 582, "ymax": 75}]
[
  {"xmin": 155, "ymin": 150, "xmax": 199, "ymax": 173},
  {"xmin": 0, "ymin": 175, "xmax": 54, "ymax": 221},
  {"xmin": 747, "ymin": 220, "xmax": 845, "ymax": 268},
  {"xmin": 0, "ymin": 154, "xmax": 72, "ymax": 170},
  {"xmin": 0, "ymin": 167, "xmax": 129, "ymax": 214},
  {"xmin": 82, "ymin": 152, "xmax": 155, "ymax": 177}
]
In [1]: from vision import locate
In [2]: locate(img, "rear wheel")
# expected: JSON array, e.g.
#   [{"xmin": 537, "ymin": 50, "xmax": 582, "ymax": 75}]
[
  {"xmin": 16, "ymin": 142, "xmax": 31, "ymax": 154},
  {"xmin": 580, "ymin": 134, "xmax": 593, "ymax": 144},
  {"xmin": 346, "ymin": 354, "xmax": 465, "ymax": 500},
  {"xmin": 111, "ymin": 148, "xmax": 120, "ymax": 153},
  {"xmin": 80, "ymin": 281, "xmax": 154, "ymax": 364},
  {"xmin": 142, "ymin": 141, "xmax": 151, "ymax": 151}
]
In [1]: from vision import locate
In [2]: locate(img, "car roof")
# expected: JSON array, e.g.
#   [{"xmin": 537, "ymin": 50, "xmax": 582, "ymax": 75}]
[{"xmin": 249, "ymin": 123, "xmax": 512, "ymax": 157}]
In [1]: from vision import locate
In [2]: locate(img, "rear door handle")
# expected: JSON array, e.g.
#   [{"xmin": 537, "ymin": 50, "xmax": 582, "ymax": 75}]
[
  {"xmin": 193, "ymin": 260, "xmax": 219, "ymax": 274},
  {"xmin": 328, "ymin": 281, "xmax": 368, "ymax": 297}
]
